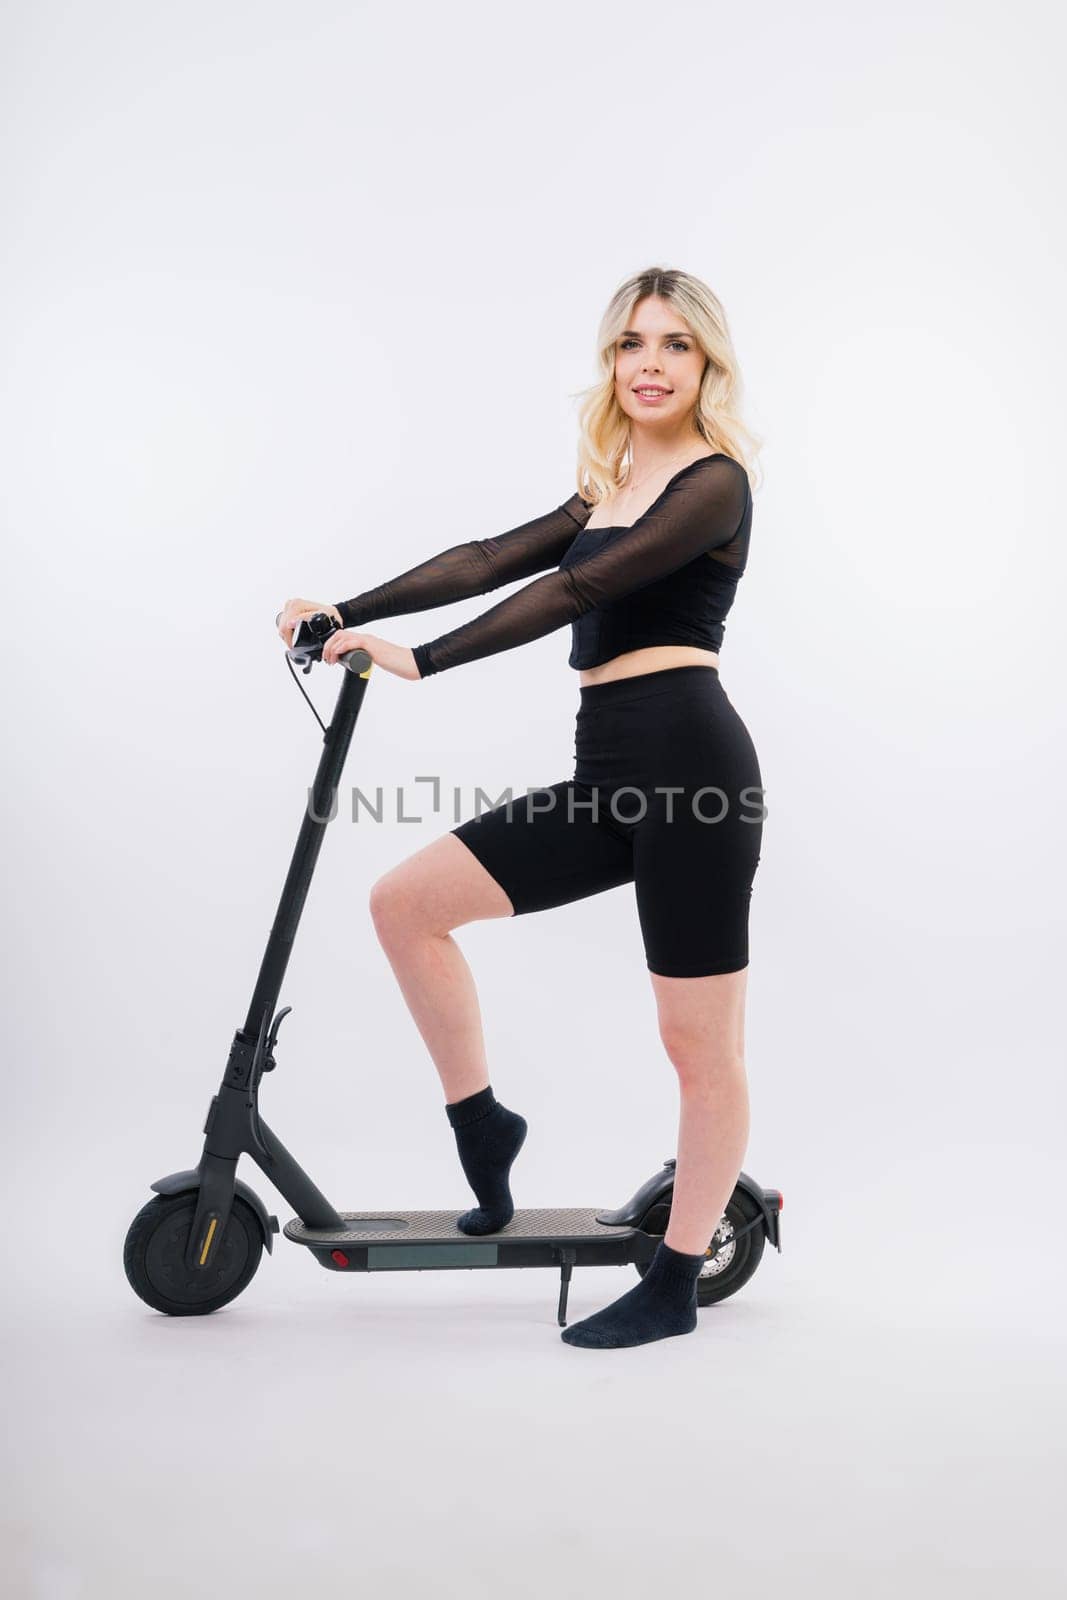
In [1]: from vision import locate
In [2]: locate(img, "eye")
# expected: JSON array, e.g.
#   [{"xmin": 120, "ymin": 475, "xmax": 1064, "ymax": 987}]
[{"xmin": 620, "ymin": 338, "xmax": 690, "ymax": 352}]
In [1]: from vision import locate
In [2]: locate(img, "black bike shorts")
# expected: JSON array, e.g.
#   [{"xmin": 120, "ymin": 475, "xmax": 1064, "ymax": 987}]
[{"xmin": 450, "ymin": 665, "xmax": 764, "ymax": 977}]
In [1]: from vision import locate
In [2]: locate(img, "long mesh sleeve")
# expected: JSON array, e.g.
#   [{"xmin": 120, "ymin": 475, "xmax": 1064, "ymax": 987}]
[
  {"xmin": 411, "ymin": 454, "xmax": 749, "ymax": 678},
  {"xmin": 334, "ymin": 494, "xmax": 592, "ymax": 630}
]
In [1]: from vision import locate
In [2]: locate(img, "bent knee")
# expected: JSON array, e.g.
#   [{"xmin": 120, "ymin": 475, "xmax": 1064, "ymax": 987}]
[
  {"xmin": 369, "ymin": 859, "xmax": 466, "ymax": 943},
  {"xmin": 368, "ymin": 872, "xmax": 423, "ymax": 942}
]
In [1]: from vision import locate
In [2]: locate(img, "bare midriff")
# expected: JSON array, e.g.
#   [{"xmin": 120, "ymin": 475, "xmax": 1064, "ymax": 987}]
[{"xmin": 578, "ymin": 644, "xmax": 720, "ymax": 687}]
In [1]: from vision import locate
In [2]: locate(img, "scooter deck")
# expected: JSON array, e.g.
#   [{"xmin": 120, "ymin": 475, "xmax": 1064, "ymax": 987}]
[
  {"xmin": 284, "ymin": 1206, "xmax": 636, "ymax": 1248},
  {"xmin": 282, "ymin": 1207, "xmax": 654, "ymax": 1327}
]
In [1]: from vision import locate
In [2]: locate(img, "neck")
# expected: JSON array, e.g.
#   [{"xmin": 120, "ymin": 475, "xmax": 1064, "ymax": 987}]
[{"xmin": 626, "ymin": 425, "xmax": 705, "ymax": 481}]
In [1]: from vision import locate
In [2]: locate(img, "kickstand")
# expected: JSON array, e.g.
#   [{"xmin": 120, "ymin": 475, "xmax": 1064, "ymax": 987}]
[{"xmin": 556, "ymin": 1247, "xmax": 576, "ymax": 1327}]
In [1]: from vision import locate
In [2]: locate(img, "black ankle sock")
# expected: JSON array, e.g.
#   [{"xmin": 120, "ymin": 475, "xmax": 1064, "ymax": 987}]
[
  {"xmin": 445, "ymin": 1084, "xmax": 528, "ymax": 1237},
  {"xmin": 560, "ymin": 1240, "xmax": 705, "ymax": 1349}
]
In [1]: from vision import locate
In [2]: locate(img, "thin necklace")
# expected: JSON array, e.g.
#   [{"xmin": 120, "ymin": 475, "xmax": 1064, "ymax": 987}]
[{"xmin": 620, "ymin": 445, "xmax": 701, "ymax": 499}]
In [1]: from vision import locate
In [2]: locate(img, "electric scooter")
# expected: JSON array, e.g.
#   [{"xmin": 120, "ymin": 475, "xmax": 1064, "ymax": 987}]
[{"xmin": 123, "ymin": 613, "xmax": 783, "ymax": 1325}]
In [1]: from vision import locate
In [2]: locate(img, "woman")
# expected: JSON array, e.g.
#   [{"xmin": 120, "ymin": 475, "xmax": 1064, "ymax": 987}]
[{"xmin": 277, "ymin": 265, "xmax": 765, "ymax": 1350}]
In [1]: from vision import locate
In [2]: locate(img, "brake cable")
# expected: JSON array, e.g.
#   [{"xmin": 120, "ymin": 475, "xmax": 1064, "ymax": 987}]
[
  {"xmin": 277, "ymin": 610, "xmax": 339, "ymax": 737},
  {"xmin": 284, "ymin": 650, "xmax": 329, "ymax": 737}
]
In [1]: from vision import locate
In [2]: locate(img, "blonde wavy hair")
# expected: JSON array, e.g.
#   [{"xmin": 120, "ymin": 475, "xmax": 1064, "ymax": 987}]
[{"xmin": 571, "ymin": 266, "xmax": 763, "ymax": 507}]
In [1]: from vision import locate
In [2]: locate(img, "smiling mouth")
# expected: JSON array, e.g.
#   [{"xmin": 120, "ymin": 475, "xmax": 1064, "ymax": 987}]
[{"xmin": 634, "ymin": 387, "xmax": 672, "ymax": 396}]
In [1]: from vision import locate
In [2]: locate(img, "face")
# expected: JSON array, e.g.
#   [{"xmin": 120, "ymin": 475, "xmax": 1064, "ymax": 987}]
[{"xmin": 613, "ymin": 295, "xmax": 706, "ymax": 430}]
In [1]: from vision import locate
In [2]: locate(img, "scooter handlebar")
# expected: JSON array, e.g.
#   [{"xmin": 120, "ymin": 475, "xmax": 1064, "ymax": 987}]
[{"xmin": 275, "ymin": 611, "xmax": 373, "ymax": 674}]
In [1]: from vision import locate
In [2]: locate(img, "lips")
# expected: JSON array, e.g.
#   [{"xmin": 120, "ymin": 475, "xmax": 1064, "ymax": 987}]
[{"xmin": 634, "ymin": 387, "xmax": 671, "ymax": 396}]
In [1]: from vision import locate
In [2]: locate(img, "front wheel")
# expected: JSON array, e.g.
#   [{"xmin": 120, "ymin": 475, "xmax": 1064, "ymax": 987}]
[
  {"xmin": 124, "ymin": 1192, "xmax": 264, "ymax": 1316},
  {"xmin": 637, "ymin": 1188, "xmax": 766, "ymax": 1306}
]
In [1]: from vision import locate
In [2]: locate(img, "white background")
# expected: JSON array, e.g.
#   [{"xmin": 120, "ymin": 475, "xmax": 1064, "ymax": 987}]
[{"xmin": 3, "ymin": 1, "xmax": 1064, "ymax": 1595}]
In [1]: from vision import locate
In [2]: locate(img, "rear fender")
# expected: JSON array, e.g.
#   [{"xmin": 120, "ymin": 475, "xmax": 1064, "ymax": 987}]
[{"xmin": 597, "ymin": 1161, "xmax": 782, "ymax": 1251}]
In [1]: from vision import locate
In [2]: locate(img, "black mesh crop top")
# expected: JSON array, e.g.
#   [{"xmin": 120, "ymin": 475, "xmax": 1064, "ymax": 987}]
[{"xmin": 333, "ymin": 452, "xmax": 751, "ymax": 678}]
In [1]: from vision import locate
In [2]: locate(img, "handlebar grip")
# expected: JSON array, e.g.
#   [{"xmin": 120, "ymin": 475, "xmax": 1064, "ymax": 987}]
[{"xmin": 340, "ymin": 647, "xmax": 373, "ymax": 673}]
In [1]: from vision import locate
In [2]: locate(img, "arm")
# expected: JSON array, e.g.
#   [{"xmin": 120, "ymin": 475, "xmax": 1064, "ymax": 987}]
[
  {"xmin": 411, "ymin": 454, "xmax": 749, "ymax": 678},
  {"xmin": 334, "ymin": 493, "xmax": 591, "ymax": 629}
]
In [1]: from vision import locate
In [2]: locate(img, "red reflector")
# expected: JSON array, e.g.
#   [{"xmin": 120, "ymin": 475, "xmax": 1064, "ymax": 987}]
[
  {"xmin": 778, "ymin": 1193, "xmax": 784, "ymax": 1210},
  {"xmin": 330, "ymin": 1250, "xmax": 350, "ymax": 1267}
]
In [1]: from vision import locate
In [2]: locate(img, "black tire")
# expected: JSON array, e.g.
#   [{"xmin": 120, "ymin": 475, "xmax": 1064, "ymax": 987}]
[
  {"xmin": 123, "ymin": 1192, "xmax": 263, "ymax": 1316},
  {"xmin": 636, "ymin": 1186, "xmax": 766, "ymax": 1306}
]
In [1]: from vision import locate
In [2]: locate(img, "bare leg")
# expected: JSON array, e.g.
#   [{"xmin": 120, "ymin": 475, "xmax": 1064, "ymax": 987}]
[
  {"xmin": 368, "ymin": 832, "xmax": 514, "ymax": 1104},
  {"xmin": 650, "ymin": 966, "xmax": 750, "ymax": 1256}
]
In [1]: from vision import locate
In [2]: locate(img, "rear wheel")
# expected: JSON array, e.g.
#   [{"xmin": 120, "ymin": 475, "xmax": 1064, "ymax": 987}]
[
  {"xmin": 637, "ymin": 1186, "xmax": 766, "ymax": 1305},
  {"xmin": 124, "ymin": 1192, "xmax": 263, "ymax": 1316}
]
